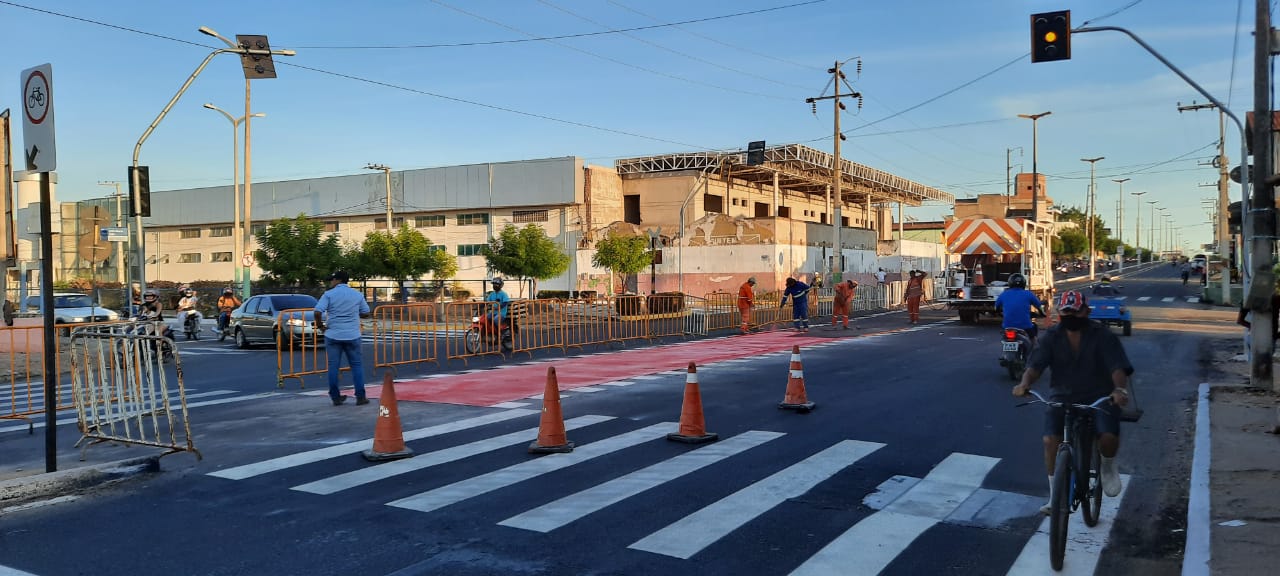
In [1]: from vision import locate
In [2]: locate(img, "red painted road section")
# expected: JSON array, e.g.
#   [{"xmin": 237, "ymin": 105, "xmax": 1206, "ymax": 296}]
[{"xmin": 365, "ymin": 329, "xmax": 849, "ymax": 407}]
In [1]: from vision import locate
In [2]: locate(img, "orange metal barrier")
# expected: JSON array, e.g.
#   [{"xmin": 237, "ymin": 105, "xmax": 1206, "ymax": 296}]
[
  {"xmin": 703, "ymin": 292, "xmax": 739, "ymax": 333},
  {"xmin": 275, "ymin": 308, "xmax": 338, "ymax": 389},
  {"xmin": 443, "ymin": 301, "xmax": 502, "ymax": 364},
  {"xmin": 0, "ymin": 326, "xmax": 64, "ymax": 429},
  {"xmin": 611, "ymin": 295, "xmax": 650, "ymax": 344},
  {"xmin": 560, "ymin": 298, "xmax": 617, "ymax": 350},
  {"xmin": 372, "ymin": 304, "xmax": 439, "ymax": 371},
  {"xmin": 647, "ymin": 294, "xmax": 688, "ymax": 339},
  {"xmin": 509, "ymin": 300, "xmax": 565, "ymax": 357}
]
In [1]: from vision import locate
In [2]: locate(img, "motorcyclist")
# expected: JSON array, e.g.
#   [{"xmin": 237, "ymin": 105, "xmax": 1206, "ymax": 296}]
[
  {"xmin": 1092, "ymin": 275, "xmax": 1120, "ymax": 296},
  {"xmin": 995, "ymin": 273, "xmax": 1045, "ymax": 341},
  {"xmin": 135, "ymin": 289, "xmax": 175, "ymax": 341},
  {"xmin": 176, "ymin": 288, "xmax": 202, "ymax": 334},
  {"xmin": 485, "ymin": 278, "xmax": 511, "ymax": 328},
  {"xmin": 1180, "ymin": 263, "xmax": 1190, "ymax": 285},
  {"xmin": 216, "ymin": 288, "xmax": 241, "ymax": 332}
]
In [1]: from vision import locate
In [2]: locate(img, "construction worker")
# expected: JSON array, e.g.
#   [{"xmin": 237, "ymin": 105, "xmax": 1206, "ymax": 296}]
[
  {"xmin": 737, "ymin": 277, "xmax": 757, "ymax": 334},
  {"xmin": 905, "ymin": 270, "xmax": 927, "ymax": 324},
  {"xmin": 780, "ymin": 277, "xmax": 811, "ymax": 332},
  {"xmin": 831, "ymin": 279, "xmax": 858, "ymax": 330}
]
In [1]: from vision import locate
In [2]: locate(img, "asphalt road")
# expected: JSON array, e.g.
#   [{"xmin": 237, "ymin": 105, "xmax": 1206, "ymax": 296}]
[{"xmin": 0, "ymin": 264, "xmax": 1220, "ymax": 575}]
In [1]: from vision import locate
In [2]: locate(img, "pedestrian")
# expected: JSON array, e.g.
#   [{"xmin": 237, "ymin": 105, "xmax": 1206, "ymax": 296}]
[
  {"xmin": 831, "ymin": 279, "xmax": 858, "ymax": 330},
  {"xmin": 905, "ymin": 269, "xmax": 926, "ymax": 324},
  {"xmin": 875, "ymin": 268, "xmax": 887, "ymax": 285},
  {"xmin": 779, "ymin": 277, "xmax": 811, "ymax": 332},
  {"xmin": 315, "ymin": 270, "xmax": 372, "ymax": 406},
  {"xmin": 737, "ymin": 277, "xmax": 757, "ymax": 334}
]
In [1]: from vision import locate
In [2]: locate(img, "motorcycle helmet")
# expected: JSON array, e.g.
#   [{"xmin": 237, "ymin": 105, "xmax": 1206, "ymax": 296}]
[
  {"xmin": 1007, "ymin": 273, "xmax": 1027, "ymax": 289},
  {"xmin": 491, "ymin": 277, "xmax": 505, "ymax": 290},
  {"xmin": 223, "ymin": 287, "xmax": 234, "ymax": 296},
  {"xmin": 1100, "ymin": 275, "xmax": 1112, "ymax": 283},
  {"xmin": 143, "ymin": 289, "xmax": 159, "ymax": 301}
]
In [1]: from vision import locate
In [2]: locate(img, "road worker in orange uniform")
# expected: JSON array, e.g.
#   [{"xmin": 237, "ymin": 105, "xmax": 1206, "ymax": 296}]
[
  {"xmin": 831, "ymin": 279, "xmax": 858, "ymax": 330},
  {"xmin": 737, "ymin": 277, "xmax": 757, "ymax": 334}
]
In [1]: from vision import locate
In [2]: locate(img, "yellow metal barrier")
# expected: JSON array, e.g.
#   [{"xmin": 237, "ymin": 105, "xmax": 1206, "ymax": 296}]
[
  {"xmin": 510, "ymin": 299, "xmax": 565, "ymax": 357},
  {"xmin": 275, "ymin": 308, "xmax": 336, "ymax": 389},
  {"xmin": 560, "ymin": 298, "xmax": 617, "ymax": 350},
  {"xmin": 443, "ymin": 301, "xmax": 503, "ymax": 364},
  {"xmin": 703, "ymin": 292, "xmax": 740, "ymax": 333},
  {"xmin": 372, "ymin": 304, "xmax": 439, "ymax": 371}
]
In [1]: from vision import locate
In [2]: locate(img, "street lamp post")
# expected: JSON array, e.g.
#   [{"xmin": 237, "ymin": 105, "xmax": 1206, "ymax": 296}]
[
  {"xmin": 1155, "ymin": 206, "xmax": 1168, "ymax": 260},
  {"xmin": 1112, "ymin": 178, "xmax": 1130, "ymax": 246},
  {"xmin": 1147, "ymin": 202, "xmax": 1159, "ymax": 261},
  {"xmin": 1132, "ymin": 191, "xmax": 1147, "ymax": 263},
  {"xmin": 1081, "ymin": 156, "xmax": 1104, "ymax": 279},
  {"xmin": 365, "ymin": 164, "xmax": 393, "ymax": 229},
  {"xmin": 204, "ymin": 104, "xmax": 263, "ymax": 298},
  {"xmin": 1017, "ymin": 112, "xmax": 1052, "ymax": 223}
]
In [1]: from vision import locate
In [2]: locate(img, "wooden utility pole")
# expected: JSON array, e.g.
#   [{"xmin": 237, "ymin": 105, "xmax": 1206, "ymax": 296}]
[
  {"xmin": 1250, "ymin": 0, "xmax": 1275, "ymax": 390},
  {"xmin": 1178, "ymin": 101, "xmax": 1233, "ymax": 305}
]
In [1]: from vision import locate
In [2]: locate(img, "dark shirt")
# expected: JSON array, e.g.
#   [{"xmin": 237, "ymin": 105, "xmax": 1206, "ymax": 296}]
[
  {"xmin": 782, "ymin": 281, "xmax": 810, "ymax": 308},
  {"xmin": 1028, "ymin": 320, "xmax": 1133, "ymax": 403}
]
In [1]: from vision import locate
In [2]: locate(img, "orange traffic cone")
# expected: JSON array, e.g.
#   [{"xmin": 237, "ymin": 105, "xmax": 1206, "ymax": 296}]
[
  {"xmin": 779, "ymin": 345, "xmax": 816, "ymax": 412},
  {"xmin": 668, "ymin": 362, "xmax": 719, "ymax": 444},
  {"xmin": 363, "ymin": 372, "xmax": 415, "ymax": 462},
  {"xmin": 973, "ymin": 265, "xmax": 986, "ymax": 287},
  {"xmin": 529, "ymin": 366, "xmax": 575, "ymax": 454}
]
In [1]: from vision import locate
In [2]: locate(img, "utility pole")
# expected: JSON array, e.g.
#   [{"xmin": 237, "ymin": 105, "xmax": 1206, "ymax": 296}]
[
  {"xmin": 1081, "ymin": 157, "xmax": 1104, "ymax": 279},
  {"xmin": 1112, "ymin": 178, "xmax": 1129, "ymax": 247},
  {"xmin": 1178, "ymin": 101, "xmax": 1233, "ymax": 305},
  {"xmin": 806, "ymin": 58, "xmax": 862, "ymax": 284},
  {"xmin": 1250, "ymin": 0, "xmax": 1275, "ymax": 390},
  {"xmin": 1132, "ymin": 191, "xmax": 1147, "ymax": 263},
  {"xmin": 1006, "ymin": 147, "xmax": 1023, "ymax": 213},
  {"xmin": 365, "ymin": 163, "xmax": 393, "ymax": 228}
]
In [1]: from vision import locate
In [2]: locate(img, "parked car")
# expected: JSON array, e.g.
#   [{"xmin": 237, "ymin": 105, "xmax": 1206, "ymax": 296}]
[
  {"xmin": 22, "ymin": 293, "xmax": 121, "ymax": 333},
  {"xmin": 229, "ymin": 293, "xmax": 323, "ymax": 349}
]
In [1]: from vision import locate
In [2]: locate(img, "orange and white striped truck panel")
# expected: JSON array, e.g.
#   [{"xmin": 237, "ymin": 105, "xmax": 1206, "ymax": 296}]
[{"xmin": 944, "ymin": 218, "xmax": 1025, "ymax": 255}]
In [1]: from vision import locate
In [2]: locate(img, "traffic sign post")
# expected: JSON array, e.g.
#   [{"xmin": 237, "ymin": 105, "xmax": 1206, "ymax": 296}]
[
  {"xmin": 101, "ymin": 227, "xmax": 129, "ymax": 242},
  {"xmin": 20, "ymin": 64, "xmax": 56, "ymax": 173}
]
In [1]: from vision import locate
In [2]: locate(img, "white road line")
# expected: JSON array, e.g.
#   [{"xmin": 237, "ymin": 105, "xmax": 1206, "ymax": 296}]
[
  {"xmin": 293, "ymin": 415, "xmax": 614, "ymax": 495},
  {"xmin": 0, "ymin": 564, "xmax": 40, "ymax": 575},
  {"xmin": 789, "ymin": 452, "xmax": 999, "ymax": 576},
  {"xmin": 1005, "ymin": 474, "xmax": 1131, "ymax": 575},
  {"xmin": 1137, "ymin": 296, "xmax": 1152, "ymax": 302},
  {"xmin": 208, "ymin": 408, "xmax": 537, "ymax": 480},
  {"xmin": 631, "ymin": 375, "xmax": 663, "ymax": 381},
  {"xmin": 602, "ymin": 381, "xmax": 636, "ymax": 387},
  {"xmin": 1187, "ymin": 297, "xmax": 1201, "ymax": 304},
  {"xmin": 1183, "ymin": 384, "xmax": 1211, "ymax": 576},
  {"xmin": 489, "ymin": 401, "xmax": 530, "ymax": 409},
  {"xmin": 500, "ymin": 430, "xmax": 784, "ymax": 533},
  {"xmin": 386, "ymin": 422, "xmax": 674, "ymax": 514},
  {"xmin": 630, "ymin": 439, "xmax": 884, "ymax": 559},
  {"xmin": 569, "ymin": 386, "xmax": 605, "ymax": 393},
  {"xmin": 0, "ymin": 391, "xmax": 261, "ymax": 434},
  {"xmin": 1162, "ymin": 297, "xmax": 1175, "ymax": 303}
]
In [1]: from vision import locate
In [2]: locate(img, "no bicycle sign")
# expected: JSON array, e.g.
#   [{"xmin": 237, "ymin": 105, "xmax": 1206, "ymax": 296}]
[{"xmin": 20, "ymin": 63, "xmax": 56, "ymax": 172}]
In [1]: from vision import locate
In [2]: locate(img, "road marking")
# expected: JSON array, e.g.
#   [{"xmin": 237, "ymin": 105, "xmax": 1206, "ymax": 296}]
[
  {"xmin": 1137, "ymin": 297, "xmax": 1152, "ymax": 302},
  {"xmin": 1187, "ymin": 297, "xmax": 1201, "ymax": 303},
  {"xmin": 630, "ymin": 439, "xmax": 884, "ymax": 559},
  {"xmin": 208, "ymin": 408, "xmax": 537, "ymax": 480},
  {"xmin": 0, "ymin": 391, "xmax": 263, "ymax": 434},
  {"xmin": 569, "ymin": 386, "xmax": 605, "ymax": 393},
  {"xmin": 0, "ymin": 563, "xmax": 40, "ymax": 575},
  {"xmin": 1184, "ymin": 384, "xmax": 1211, "ymax": 576},
  {"xmin": 489, "ymin": 401, "xmax": 530, "ymax": 409},
  {"xmin": 631, "ymin": 375, "xmax": 663, "ymax": 381},
  {"xmin": 386, "ymin": 422, "xmax": 674, "ymax": 514},
  {"xmin": 1005, "ymin": 474, "xmax": 1131, "ymax": 575},
  {"xmin": 1162, "ymin": 297, "xmax": 1175, "ymax": 303},
  {"xmin": 789, "ymin": 452, "xmax": 999, "ymax": 576},
  {"xmin": 500, "ymin": 430, "xmax": 784, "ymax": 533},
  {"xmin": 601, "ymin": 381, "xmax": 635, "ymax": 387},
  {"xmin": 293, "ymin": 415, "xmax": 614, "ymax": 495}
]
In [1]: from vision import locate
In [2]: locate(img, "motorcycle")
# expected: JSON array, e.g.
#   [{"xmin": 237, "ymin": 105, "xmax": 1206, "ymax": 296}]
[
  {"xmin": 216, "ymin": 310, "xmax": 234, "ymax": 342},
  {"xmin": 999, "ymin": 327, "xmax": 1034, "ymax": 381},
  {"xmin": 464, "ymin": 313, "xmax": 516, "ymax": 354},
  {"xmin": 181, "ymin": 310, "xmax": 203, "ymax": 341},
  {"xmin": 119, "ymin": 316, "xmax": 175, "ymax": 364}
]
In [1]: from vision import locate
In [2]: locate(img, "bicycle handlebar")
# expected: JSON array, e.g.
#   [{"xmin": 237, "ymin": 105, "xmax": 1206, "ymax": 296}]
[{"xmin": 1016, "ymin": 389, "xmax": 1112, "ymax": 410}]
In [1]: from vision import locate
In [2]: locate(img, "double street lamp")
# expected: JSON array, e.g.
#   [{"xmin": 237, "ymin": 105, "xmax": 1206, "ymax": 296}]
[{"xmin": 204, "ymin": 104, "xmax": 264, "ymax": 297}]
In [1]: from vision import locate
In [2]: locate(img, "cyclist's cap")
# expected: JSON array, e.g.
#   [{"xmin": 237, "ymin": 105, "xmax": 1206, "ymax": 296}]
[
  {"xmin": 1057, "ymin": 290, "xmax": 1088, "ymax": 313},
  {"xmin": 328, "ymin": 270, "xmax": 349, "ymax": 283}
]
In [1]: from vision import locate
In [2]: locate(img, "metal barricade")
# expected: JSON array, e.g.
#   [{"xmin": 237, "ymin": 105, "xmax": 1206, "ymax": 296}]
[
  {"xmin": 813, "ymin": 288, "xmax": 834, "ymax": 318},
  {"xmin": 276, "ymin": 308, "xmax": 335, "ymax": 389},
  {"xmin": 443, "ymin": 301, "xmax": 502, "ymax": 364},
  {"xmin": 703, "ymin": 292, "xmax": 739, "ymax": 333},
  {"xmin": 372, "ymin": 304, "xmax": 439, "ymax": 371},
  {"xmin": 68, "ymin": 326, "xmax": 199, "ymax": 460},
  {"xmin": 510, "ymin": 299, "xmax": 566, "ymax": 357},
  {"xmin": 611, "ymin": 295, "xmax": 650, "ymax": 344},
  {"xmin": 647, "ymin": 294, "xmax": 689, "ymax": 339},
  {"xmin": 683, "ymin": 294, "xmax": 708, "ymax": 337},
  {"xmin": 0, "ymin": 325, "xmax": 64, "ymax": 429},
  {"xmin": 560, "ymin": 298, "xmax": 617, "ymax": 350}
]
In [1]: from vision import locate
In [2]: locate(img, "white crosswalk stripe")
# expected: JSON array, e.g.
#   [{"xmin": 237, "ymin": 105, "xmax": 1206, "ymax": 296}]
[
  {"xmin": 1161, "ymin": 297, "xmax": 1175, "ymax": 302},
  {"xmin": 1136, "ymin": 296, "xmax": 1151, "ymax": 301},
  {"xmin": 1006, "ymin": 475, "xmax": 1131, "ymax": 575},
  {"xmin": 1186, "ymin": 297, "xmax": 1200, "ymax": 303}
]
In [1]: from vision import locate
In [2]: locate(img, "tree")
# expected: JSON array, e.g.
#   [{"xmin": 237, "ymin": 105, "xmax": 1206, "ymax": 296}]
[
  {"xmin": 360, "ymin": 226, "xmax": 458, "ymax": 302},
  {"xmin": 483, "ymin": 223, "xmax": 570, "ymax": 297},
  {"xmin": 254, "ymin": 215, "xmax": 342, "ymax": 287},
  {"xmin": 591, "ymin": 231, "xmax": 650, "ymax": 295}
]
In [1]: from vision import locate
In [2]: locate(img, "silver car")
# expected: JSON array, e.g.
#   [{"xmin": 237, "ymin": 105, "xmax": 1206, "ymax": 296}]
[{"xmin": 229, "ymin": 294, "xmax": 322, "ymax": 349}]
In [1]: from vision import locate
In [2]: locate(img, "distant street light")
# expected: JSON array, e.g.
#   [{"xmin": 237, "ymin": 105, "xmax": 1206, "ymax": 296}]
[
  {"xmin": 1017, "ymin": 111, "xmax": 1052, "ymax": 223},
  {"xmin": 1132, "ymin": 191, "xmax": 1147, "ymax": 262},
  {"xmin": 1081, "ymin": 156, "xmax": 1104, "ymax": 279},
  {"xmin": 1112, "ymin": 178, "xmax": 1130, "ymax": 246},
  {"xmin": 204, "ymin": 103, "xmax": 264, "ymax": 297},
  {"xmin": 365, "ymin": 164, "xmax": 393, "ymax": 229}
]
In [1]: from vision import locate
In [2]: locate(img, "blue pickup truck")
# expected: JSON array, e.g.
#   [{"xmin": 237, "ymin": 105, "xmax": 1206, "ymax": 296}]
[{"xmin": 1089, "ymin": 283, "xmax": 1132, "ymax": 336}]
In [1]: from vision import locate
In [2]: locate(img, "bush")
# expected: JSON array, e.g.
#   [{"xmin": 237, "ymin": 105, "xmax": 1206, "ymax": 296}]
[
  {"xmin": 648, "ymin": 292, "xmax": 685, "ymax": 314},
  {"xmin": 614, "ymin": 294, "xmax": 644, "ymax": 316}
]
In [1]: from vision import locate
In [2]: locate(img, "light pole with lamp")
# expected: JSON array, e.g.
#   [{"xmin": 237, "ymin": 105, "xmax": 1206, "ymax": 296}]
[
  {"xmin": 365, "ymin": 164, "xmax": 393, "ymax": 229},
  {"xmin": 1112, "ymin": 178, "xmax": 1129, "ymax": 246},
  {"xmin": 1154, "ymin": 206, "xmax": 1168, "ymax": 261},
  {"xmin": 1017, "ymin": 112, "xmax": 1052, "ymax": 223},
  {"xmin": 1131, "ymin": 191, "xmax": 1147, "ymax": 263},
  {"xmin": 204, "ymin": 104, "xmax": 264, "ymax": 297},
  {"xmin": 1147, "ymin": 201, "xmax": 1159, "ymax": 262},
  {"xmin": 1081, "ymin": 156, "xmax": 1104, "ymax": 279}
]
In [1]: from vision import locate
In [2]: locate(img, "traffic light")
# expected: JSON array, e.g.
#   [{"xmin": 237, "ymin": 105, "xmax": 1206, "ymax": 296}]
[
  {"xmin": 1030, "ymin": 10, "xmax": 1071, "ymax": 63},
  {"xmin": 746, "ymin": 140, "xmax": 766, "ymax": 166},
  {"xmin": 128, "ymin": 165, "xmax": 151, "ymax": 217}
]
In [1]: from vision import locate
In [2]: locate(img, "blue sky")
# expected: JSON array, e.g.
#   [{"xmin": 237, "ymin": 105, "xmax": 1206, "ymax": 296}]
[{"xmin": 0, "ymin": 0, "xmax": 1253, "ymax": 252}]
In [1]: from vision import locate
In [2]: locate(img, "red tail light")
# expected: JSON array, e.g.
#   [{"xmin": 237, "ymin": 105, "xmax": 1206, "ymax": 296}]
[{"xmin": 1004, "ymin": 329, "xmax": 1017, "ymax": 340}]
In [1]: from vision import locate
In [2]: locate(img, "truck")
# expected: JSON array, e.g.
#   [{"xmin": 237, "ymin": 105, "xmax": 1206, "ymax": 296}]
[{"xmin": 938, "ymin": 217, "xmax": 1054, "ymax": 323}]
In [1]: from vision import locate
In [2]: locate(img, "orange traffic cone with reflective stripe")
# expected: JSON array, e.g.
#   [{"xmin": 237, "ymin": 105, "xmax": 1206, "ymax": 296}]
[
  {"xmin": 779, "ymin": 345, "xmax": 816, "ymax": 412},
  {"xmin": 529, "ymin": 366, "xmax": 575, "ymax": 454},
  {"xmin": 973, "ymin": 265, "xmax": 986, "ymax": 287},
  {"xmin": 668, "ymin": 362, "xmax": 719, "ymax": 444},
  {"xmin": 363, "ymin": 372, "xmax": 415, "ymax": 461}
]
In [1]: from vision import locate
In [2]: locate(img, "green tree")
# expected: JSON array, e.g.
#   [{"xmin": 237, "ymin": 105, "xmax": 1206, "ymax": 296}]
[
  {"xmin": 360, "ymin": 226, "xmax": 458, "ymax": 302},
  {"xmin": 591, "ymin": 231, "xmax": 650, "ymax": 295},
  {"xmin": 483, "ymin": 223, "xmax": 570, "ymax": 297},
  {"xmin": 254, "ymin": 215, "xmax": 342, "ymax": 287}
]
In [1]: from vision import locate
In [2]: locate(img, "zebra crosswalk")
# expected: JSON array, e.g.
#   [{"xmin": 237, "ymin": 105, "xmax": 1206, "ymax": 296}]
[{"xmin": 205, "ymin": 410, "xmax": 1128, "ymax": 575}]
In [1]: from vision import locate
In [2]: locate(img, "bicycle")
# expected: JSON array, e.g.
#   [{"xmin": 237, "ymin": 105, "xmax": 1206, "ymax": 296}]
[{"xmin": 1018, "ymin": 390, "xmax": 1111, "ymax": 571}]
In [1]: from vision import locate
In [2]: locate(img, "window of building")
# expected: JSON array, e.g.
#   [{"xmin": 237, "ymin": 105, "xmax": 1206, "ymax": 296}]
[
  {"xmin": 211, "ymin": 252, "xmax": 233, "ymax": 262},
  {"xmin": 178, "ymin": 253, "xmax": 202, "ymax": 263},
  {"xmin": 703, "ymin": 194, "xmax": 724, "ymax": 214},
  {"xmin": 375, "ymin": 217, "xmax": 406, "ymax": 229},
  {"xmin": 416, "ymin": 215, "xmax": 445, "ymax": 228},
  {"xmin": 209, "ymin": 226, "xmax": 232, "ymax": 237},
  {"xmin": 512, "ymin": 209, "xmax": 549, "ymax": 223},
  {"xmin": 456, "ymin": 213, "xmax": 489, "ymax": 226},
  {"xmin": 754, "ymin": 202, "xmax": 769, "ymax": 218},
  {"xmin": 778, "ymin": 206, "xmax": 792, "ymax": 218},
  {"xmin": 251, "ymin": 223, "xmax": 266, "ymax": 235},
  {"xmin": 179, "ymin": 229, "xmax": 201, "ymax": 239},
  {"xmin": 820, "ymin": 213, "xmax": 828, "ymax": 224},
  {"xmin": 842, "ymin": 216, "xmax": 850, "ymax": 227},
  {"xmin": 323, "ymin": 221, "xmax": 339, "ymax": 233},
  {"xmin": 624, "ymin": 195, "xmax": 641, "ymax": 224},
  {"xmin": 457, "ymin": 244, "xmax": 487, "ymax": 257},
  {"xmin": 429, "ymin": 245, "xmax": 446, "ymax": 253}
]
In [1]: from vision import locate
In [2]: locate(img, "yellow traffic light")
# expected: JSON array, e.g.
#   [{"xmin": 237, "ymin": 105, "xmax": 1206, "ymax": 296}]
[
  {"xmin": 1044, "ymin": 31, "xmax": 1057, "ymax": 43},
  {"xmin": 1031, "ymin": 10, "xmax": 1072, "ymax": 63}
]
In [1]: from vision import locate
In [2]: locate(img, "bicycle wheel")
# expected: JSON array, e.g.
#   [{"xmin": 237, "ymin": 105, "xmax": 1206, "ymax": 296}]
[
  {"xmin": 1082, "ymin": 440, "xmax": 1103, "ymax": 527},
  {"xmin": 1050, "ymin": 447, "xmax": 1073, "ymax": 571}
]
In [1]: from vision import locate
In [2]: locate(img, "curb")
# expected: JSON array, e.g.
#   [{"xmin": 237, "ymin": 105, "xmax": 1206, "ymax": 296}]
[
  {"xmin": 1183, "ymin": 382, "xmax": 1211, "ymax": 576},
  {"xmin": 0, "ymin": 455, "xmax": 161, "ymax": 510}
]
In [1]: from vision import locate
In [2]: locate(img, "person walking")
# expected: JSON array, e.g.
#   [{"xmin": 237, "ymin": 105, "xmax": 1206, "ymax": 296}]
[
  {"xmin": 737, "ymin": 277, "xmax": 757, "ymax": 334},
  {"xmin": 875, "ymin": 268, "xmax": 887, "ymax": 285},
  {"xmin": 779, "ymin": 277, "xmax": 811, "ymax": 332},
  {"xmin": 905, "ymin": 270, "xmax": 926, "ymax": 324},
  {"xmin": 315, "ymin": 270, "xmax": 371, "ymax": 406},
  {"xmin": 830, "ymin": 279, "xmax": 858, "ymax": 330}
]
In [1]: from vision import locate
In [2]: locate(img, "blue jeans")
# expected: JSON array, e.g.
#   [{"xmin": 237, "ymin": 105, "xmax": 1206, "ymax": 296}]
[{"xmin": 326, "ymin": 337, "xmax": 365, "ymax": 400}]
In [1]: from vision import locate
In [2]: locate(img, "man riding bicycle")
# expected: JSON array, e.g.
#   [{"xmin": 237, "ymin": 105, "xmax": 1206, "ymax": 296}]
[
  {"xmin": 216, "ymin": 288, "xmax": 241, "ymax": 332},
  {"xmin": 1012, "ymin": 290, "xmax": 1133, "ymax": 514},
  {"xmin": 995, "ymin": 273, "xmax": 1045, "ymax": 340}
]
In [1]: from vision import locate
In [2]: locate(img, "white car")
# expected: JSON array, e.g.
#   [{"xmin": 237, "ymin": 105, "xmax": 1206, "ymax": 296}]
[{"xmin": 23, "ymin": 293, "xmax": 121, "ymax": 327}]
